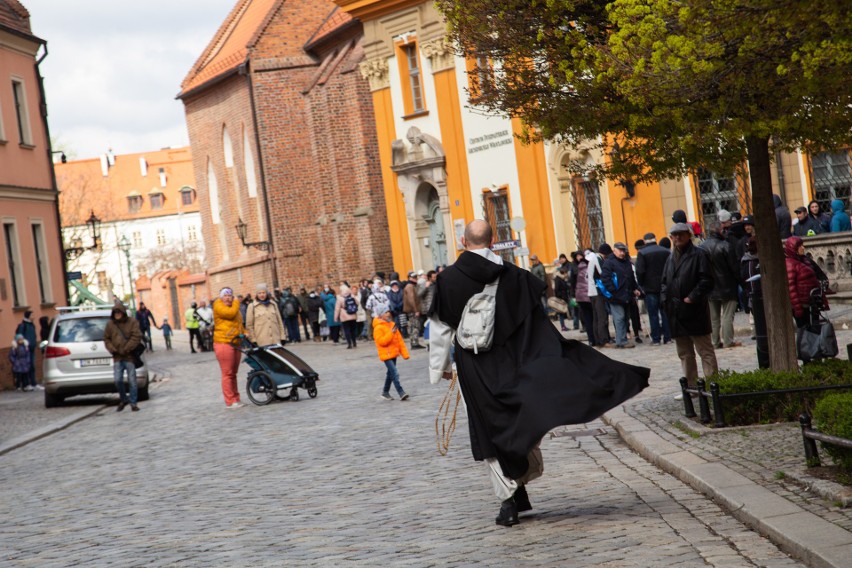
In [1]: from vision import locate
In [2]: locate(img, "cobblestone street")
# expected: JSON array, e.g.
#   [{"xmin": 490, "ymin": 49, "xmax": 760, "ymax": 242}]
[{"xmin": 0, "ymin": 328, "xmax": 808, "ymax": 567}]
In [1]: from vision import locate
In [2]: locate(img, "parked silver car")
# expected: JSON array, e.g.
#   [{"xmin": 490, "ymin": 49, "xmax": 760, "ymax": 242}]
[{"xmin": 42, "ymin": 307, "xmax": 149, "ymax": 408}]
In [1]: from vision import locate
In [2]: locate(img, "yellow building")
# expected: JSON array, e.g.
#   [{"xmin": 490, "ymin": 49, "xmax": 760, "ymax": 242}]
[{"xmin": 335, "ymin": 0, "xmax": 850, "ymax": 271}]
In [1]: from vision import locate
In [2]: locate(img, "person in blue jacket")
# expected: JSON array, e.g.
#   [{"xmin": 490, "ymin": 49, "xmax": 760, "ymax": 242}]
[
  {"xmin": 829, "ymin": 198, "xmax": 852, "ymax": 233},
  {"xmin": 321, "ymin": 285, "xmax": 341, "ymax": 344}
]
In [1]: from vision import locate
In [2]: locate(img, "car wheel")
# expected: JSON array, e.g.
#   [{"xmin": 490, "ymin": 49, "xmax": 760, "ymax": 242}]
[
  {"xmin": 138, "ymin": 385, "xmax": 150, "ymax": 401},
  {"xmin": 44, "ymin": 391, "xmax": 63, "ymax": 408}
]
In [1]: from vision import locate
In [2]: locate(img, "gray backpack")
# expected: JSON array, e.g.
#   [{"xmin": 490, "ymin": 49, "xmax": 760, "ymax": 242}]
[{"xmin": 456, "ymin": 278, "xmax": 499, "ymax": 354}]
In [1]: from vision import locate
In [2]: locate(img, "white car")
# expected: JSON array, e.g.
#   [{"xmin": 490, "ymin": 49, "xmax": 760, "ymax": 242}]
[{"xmin": 42, "ymin": 307, "xmax": 149, "ymax": 408}]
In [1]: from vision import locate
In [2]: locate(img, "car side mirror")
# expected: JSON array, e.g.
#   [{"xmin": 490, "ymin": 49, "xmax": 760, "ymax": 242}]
[{"xmin": 39, "ymin": 340, "xmax": 48, "ymax": 350}]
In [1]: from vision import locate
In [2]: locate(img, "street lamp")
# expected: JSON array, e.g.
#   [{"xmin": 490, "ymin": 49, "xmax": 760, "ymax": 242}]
[
  {"xmin": 234, "ymin": 217, "xmax": 271, "ymax": 251},
  {"xmin": 118, "ymin": 235, "xmax": 136, "ymax": 312},
  {"xmin": 51, "ymin": 150, "xmax": 67, "ymax": 163},
  {"xmin": 64, "ymin": 210, "xmax": 102, "ymax": 260}
]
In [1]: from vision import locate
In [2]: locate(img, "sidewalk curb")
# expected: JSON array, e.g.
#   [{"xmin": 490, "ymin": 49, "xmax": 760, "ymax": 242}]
[
  {"xmin": 603, "ymin": 405, "xmax": 852, "ymax": 568},
  {"xmin": 0, "ymin": 372, "xmax": 162, "ymax": 458}
]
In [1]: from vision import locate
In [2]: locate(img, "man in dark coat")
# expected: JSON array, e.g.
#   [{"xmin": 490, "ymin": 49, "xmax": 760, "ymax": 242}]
[
  {"xmin": 774, "ymin": 194, "xmax": 792, "ymax": 238},
  {"xmin": 700, "ymin": 220, "xmax": 742, "ymax": 349},
  {"xmin": 661, "ymin": 223, "xmax": 718, "ymax": 398},
  {"xmin": 635, "ymin": 232, "xmax": 671, "ymax": 345},
  {"xmin": 103, "ymin": 304, "xmax": 143, "ymax": 411},
  {"xmin": 428, "ymin": 220, "xmax": 649, "ymax": 527},
  {"xmin": 600, "ymin": 242, "xmax": 640, "ymax": 348},
  {"xmin": 793, "ymin": 206, "xmax": 822, "ymax": 237}
]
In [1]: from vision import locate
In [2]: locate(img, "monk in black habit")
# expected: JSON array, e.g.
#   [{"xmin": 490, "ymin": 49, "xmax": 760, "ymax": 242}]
[{"xmin": 429, "ymin": 220, "xmax": 650, "ymax": 526}]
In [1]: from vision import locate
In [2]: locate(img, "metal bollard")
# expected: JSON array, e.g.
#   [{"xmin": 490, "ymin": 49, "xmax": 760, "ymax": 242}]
[
  {"xmin": 710, "ymin": 382, "xmax": 726, "ymax": 428},
  {"xmin": 799, "ymin": 414, "xmax": 821, "ymax": 467},
  {"xmin": 679, "ymin": 377, "xmax": 696, "ymax": 418},
  {"xmin": 697, "ymin": 379, "xmax": 712, "ymax": 424}
]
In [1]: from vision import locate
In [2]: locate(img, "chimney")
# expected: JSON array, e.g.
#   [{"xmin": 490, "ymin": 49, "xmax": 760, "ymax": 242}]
[{"xmin": 140, "ymin": 157, "xmax": 148, "ymax": 177}]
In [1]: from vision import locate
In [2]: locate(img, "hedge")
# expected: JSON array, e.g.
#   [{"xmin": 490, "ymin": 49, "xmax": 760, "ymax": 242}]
[
  {"xmin": 813, "ymin": 392, "xmax": 852, "ymax": 471},
  {"xmin": 709, "ymin": 359, "xmax": 852, "ymax": 426}
]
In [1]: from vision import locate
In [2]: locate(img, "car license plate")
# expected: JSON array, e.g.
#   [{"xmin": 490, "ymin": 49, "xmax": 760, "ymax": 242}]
[{"xmin": 80, "ymin": 358, "xmax": 112, "ymax": 367}]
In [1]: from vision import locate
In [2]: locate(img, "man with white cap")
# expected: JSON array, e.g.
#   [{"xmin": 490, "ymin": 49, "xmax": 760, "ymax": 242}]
[{"xmin": 661, "ymin": 223, "xmax": 718, "ymax": 398}]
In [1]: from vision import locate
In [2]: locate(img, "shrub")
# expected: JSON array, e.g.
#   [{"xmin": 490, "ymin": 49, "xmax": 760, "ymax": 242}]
[
  {"xmin": 813, "ymin": 393, "xmax": 852, "ymax": 471},
  {"xmin": 707, "ymin": 360, "xmax": 852, "ymax": 426}
]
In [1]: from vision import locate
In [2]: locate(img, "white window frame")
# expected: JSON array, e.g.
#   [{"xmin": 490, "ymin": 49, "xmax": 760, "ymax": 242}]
[
  {"xmin": 0, "ymin": 95, "xmax": 6, "ymax": 141},
  {"xmin": 132, "ymin": 231, "xmax": 143, "ymax": 248},
  {"xmin": 187, "ymin": 224, "xmax": 198, "ymax": 242},
  {"xmin": 11, "ymin": 77, "xmax": 33, "ymax": 146},
  {"xmin": 31, "ymin": 221, "xmax": 53, "ymax": 304},
  {"xmin": 3, "ymin": 220, "xmax": 26, "ymax": 307},
  {"xmin": 156, "ymin": 229, "xmax": 166, "ymax": 245}
]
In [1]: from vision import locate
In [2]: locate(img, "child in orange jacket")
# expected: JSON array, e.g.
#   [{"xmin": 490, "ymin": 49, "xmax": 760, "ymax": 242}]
[{"xmin": 373, "ymin": 308, "xmax": 410, "ymax": 401}]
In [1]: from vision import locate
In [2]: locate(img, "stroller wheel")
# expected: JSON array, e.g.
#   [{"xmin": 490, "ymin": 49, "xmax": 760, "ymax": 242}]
[
  {"xmin": 290, "ymin": 387, "xmax": 300, "ymax": 402},
  {"xmin": 307, "ymin": 387, "xmax": 318, "ymax": 398},
  {"xmin": 246, "ymin": 371, "xmax": 275, "ymax": 405}
]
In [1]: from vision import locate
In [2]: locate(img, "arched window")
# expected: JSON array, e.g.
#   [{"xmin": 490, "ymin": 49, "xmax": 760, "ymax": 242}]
[
  {"xmin": 243, "ymin": 127, "xmax": 258, "ymax": 198},
  {"xmin": 223, "ymin": 126, "xmax": 234, "ymax": 168},
  {"xmin": 208, "ymin": 159, "xmax": 221, "ymax": 224}
]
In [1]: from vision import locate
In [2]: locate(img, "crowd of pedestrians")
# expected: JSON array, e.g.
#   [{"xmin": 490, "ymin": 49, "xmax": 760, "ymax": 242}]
[{"xmin": 542, "ymin": 195, "xmax": 841, "ymax": 398}]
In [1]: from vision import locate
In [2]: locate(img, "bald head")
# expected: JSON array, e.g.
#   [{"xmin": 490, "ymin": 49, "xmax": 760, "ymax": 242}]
[{"xmin": 462, "ymin": 220, "xmax": 493, "ymax": 250}]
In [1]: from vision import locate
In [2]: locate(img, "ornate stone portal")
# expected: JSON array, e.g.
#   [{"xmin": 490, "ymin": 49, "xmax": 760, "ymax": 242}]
[{"xmin": 391, "ymin": 126, "xmax": 452, "ymax": 270}]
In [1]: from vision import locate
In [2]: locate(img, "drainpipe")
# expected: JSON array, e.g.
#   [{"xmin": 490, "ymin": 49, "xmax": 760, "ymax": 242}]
[
  {"xmin": 35, "ymin": 41, "xmax": 70, "ymax": 306},
  {"xmin": 773, "ymin": 135, "xmax": 787, "ymax": 204},
  {"xmin": 239, "ymin": 59, "xmax": 279, "ymax": 289}
]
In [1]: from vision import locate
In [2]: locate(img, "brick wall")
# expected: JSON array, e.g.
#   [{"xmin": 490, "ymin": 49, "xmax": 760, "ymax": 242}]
[{"xmin": 181, "ymin": 0, "xmax": 392, "ymax": 293}]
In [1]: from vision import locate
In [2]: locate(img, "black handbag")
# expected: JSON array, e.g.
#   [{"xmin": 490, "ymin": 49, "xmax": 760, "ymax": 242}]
[{"xmin": 796, "ymin": 318, "xmax": 838, "ymax": 362}]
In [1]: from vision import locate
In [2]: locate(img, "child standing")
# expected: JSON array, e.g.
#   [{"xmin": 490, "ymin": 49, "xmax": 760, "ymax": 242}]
[
  {"xmin": 161, "ymin": 318, "xmax": 173, "ymax": 350},
  {"xmin": 9, "ymin": 334, "xmax": 31, "ymax": 391},
  {"xmin": 373, "ymin": 308, "xmax": 409, "ymax": 401}
]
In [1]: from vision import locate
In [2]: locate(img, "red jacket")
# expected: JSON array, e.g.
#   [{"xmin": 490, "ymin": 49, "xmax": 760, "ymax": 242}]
[{"xmin": 784, "ymin": 237, "xmax": 821, "ymax": 318}]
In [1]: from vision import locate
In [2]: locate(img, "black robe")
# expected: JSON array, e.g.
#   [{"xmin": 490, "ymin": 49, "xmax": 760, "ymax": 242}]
[{"xmin": 432, "ymin": 251, "xmax": 650, "ymax": 480}]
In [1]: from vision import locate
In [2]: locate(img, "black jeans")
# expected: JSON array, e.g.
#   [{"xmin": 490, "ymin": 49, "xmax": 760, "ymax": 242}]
[
  {"xmin": 342, "ymin": 320, "xmax": 358, "ymax": 346},
  {"xmin": 188, "ymin": 328, "xmax": 202, "ymax": 352}
]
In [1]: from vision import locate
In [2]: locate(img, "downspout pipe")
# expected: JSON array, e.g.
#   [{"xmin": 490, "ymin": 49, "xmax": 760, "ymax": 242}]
[
  {"xmin": 35, "ymin": 41, "xmax": 70, "ymax": 305},
  {"xmin": 239, "ymin": 59, "xmax": 279, "ymax": 289}
]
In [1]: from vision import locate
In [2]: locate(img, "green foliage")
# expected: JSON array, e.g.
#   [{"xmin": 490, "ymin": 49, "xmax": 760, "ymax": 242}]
[
  {"xmin": 436, "ymin": 0, "xmax": 852, "ymax": 180},
  {"xmin": 813, "ymin": 393, "xmax": 852, "ymax": 471},
  {"xmin": 709, "ymin": 360, "xmax": 852, "ymax": 426}
]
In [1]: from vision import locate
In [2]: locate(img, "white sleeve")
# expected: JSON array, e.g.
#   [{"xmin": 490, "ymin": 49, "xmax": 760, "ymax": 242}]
[{"xmin": 428, "ymin": 315, "xmax": 454, "ymax": 384}]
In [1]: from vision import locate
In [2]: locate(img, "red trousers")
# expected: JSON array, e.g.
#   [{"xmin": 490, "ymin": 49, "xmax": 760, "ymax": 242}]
[{"xmin": 214, "ymin": 343, "xmax": 242, "ymax": 405}]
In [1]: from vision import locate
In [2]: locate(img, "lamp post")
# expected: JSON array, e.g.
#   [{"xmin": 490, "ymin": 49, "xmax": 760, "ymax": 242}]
[
  {"xmin": 234, "ymin": 217, "xmax": 271, "ymax": 251},
  {"xmin": 65, "ymin": 210, "xmax": 102, "ymax": 260},
  {"xmin": 118, "ymin": 235, "xmax": 136, "ymax": 313}
]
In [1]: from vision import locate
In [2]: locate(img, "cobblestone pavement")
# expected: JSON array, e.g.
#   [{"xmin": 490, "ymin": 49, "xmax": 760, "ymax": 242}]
[
  {"xmin": 0, "ymin": 330, "xmax": 805, "ymax": 567},
  {"xmin": 571, "ymin": 312, "xmax": 852, "ymax": 526}
]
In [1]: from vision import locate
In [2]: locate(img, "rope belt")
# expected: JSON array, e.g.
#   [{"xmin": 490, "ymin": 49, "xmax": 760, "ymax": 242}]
[{"xmin": 436, "ymin": 371, "xmax": 461, "ymax": 456}]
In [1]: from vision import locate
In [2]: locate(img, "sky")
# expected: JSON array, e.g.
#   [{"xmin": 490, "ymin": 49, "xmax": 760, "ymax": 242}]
[{"xmin": 23, "ymin": 0, "xmax": 237, "ymax": 160}]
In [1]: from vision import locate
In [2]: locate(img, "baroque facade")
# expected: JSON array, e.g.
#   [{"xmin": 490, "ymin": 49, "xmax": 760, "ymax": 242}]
[
  {"xmin": 178, "ymin": 0, "xmax": 392, "ymax": 294},
  {"xmin": 335, "ymin": 0, "xmax": 850, "ymax": 270}
]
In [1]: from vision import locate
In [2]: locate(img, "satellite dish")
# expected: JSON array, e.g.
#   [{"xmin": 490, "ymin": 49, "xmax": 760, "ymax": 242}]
[{"xmin": 510, "ymin": 217, "xmax": 526, "ymax": 232}]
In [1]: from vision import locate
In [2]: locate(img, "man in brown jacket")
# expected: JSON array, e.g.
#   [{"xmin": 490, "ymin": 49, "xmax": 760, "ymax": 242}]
[
  {"xmin": 402, "ymin": 271, "xmax": 424, "ymax": 349},
  {"xmin": 103, "ymin": 304, "xmax": 143, "ymax": 411}
]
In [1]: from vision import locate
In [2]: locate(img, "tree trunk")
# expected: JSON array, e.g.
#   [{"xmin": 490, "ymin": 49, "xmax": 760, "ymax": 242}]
[{"xmin": 746, "ymin": 135, "xmax": 798, "ymax": 371}]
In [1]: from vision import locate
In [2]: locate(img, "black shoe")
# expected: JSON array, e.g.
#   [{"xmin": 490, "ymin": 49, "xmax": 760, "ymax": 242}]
[
  {"xmin": 131, "ymin": 404, "xmax": 139, "ymax": 412},
  {"xmin": 116, "ymin": 401, "xmax": 127, "ymax": 412},
  {"xmin": 514, "ymin": 485, "xmax": 532, "ymax": 512},
  {"xmin": 495, "ymin": 498, "xmax": 519, "ymax": 527},
  {"xmin": 191, "ymin": 349, "xmax": 197, "ymax": 353},
  {"xmin": 635, "ymin": 337, "xmax": 643, "ymax": 344},
  {"xmin": 411, "ymin": 344, "xmax": 425, "ymax": 350}
]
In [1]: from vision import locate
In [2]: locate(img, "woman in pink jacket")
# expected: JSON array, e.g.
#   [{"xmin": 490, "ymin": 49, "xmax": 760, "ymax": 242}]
[{"xmin": 335, "ymin": 284, "xmax": 360, "ymax": 349}]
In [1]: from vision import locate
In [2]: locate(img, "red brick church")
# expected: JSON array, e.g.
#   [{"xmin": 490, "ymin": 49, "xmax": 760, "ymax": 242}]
[{"xmin": 178, "ymin": 0, "xmax": 391, "ymax": 292}]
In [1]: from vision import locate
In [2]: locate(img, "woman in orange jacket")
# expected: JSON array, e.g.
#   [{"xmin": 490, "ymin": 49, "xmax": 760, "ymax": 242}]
[
  {"xmin": 373, "ymin": 308, "xmax": 409, "ymax": 401},
  {"xmin": 213, "ymin": 287, "xmax": 246, "ymax": 408}
]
